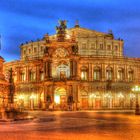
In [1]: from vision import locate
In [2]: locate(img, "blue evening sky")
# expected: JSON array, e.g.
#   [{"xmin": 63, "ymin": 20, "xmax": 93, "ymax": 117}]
[{"xmin": 0, "ymin": 0, "xmax": 140, "ymax": 61}]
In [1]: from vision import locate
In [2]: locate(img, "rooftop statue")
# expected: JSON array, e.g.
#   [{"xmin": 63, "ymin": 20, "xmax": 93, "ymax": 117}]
[{"xmin": 56, "ymin": 20, "xmax": 67, "ymax": 42}]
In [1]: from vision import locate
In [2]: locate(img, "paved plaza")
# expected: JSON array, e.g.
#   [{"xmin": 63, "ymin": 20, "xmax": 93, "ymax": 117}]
[{"xmin": 0, "ymin": 111, "xmax": 140, "ymax": 140}]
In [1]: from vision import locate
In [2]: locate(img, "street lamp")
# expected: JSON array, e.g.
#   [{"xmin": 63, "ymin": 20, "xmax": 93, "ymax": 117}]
[{"xmin": 132, "ymin": 85, "xmax": 140, "ymax": 115}]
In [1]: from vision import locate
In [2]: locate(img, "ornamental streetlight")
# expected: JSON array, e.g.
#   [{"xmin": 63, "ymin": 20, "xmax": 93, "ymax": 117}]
[{"xmin": 132, "ymin": 85, "xmax": 140, "ymax": 115}]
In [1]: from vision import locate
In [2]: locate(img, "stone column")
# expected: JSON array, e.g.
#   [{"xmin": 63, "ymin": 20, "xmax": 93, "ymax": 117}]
[
  {"xmin": 124, "ymin": 65, "xmax": 128, "ymax": 82},
  {"xmin": 48, "ymin": 61, "xmax": 52, "ymax": 78},
  {"xmin": 26, "ymin": 66, "xmax": 29, "ymax": 82},
  {"xmin": 113, "ymin": 64, "xmax": 117, "ymax": 81},
  {"xmin": 17, "ymin": 67, "xmax": 20, "ymax": 82},
  {"xmin": 70, "ymin": 60, "xmax": 73, "ymax": 78},
  {"xmin": 101, "ymin": 64, "xmax": 105, "ymax": 81},
  {"xmin": 36, "ymin": 65, "xmax": 40, "ymax": 81}
]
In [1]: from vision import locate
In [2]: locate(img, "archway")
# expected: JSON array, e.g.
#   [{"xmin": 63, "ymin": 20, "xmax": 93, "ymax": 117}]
[{"xmin": 54, "ymin": 87, "xmax": 67, "ymax": 110}]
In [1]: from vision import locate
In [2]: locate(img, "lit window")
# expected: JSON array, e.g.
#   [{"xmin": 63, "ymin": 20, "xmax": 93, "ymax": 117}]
[
  {"xmin": 81, "ymin": 67, "xmax": 88, "ymax": 80},
  {"xmin": 30, "ymin": 71, "xmax": 36, "ymax": 81},
  {"xmin": 128, "ymin": 70, "xmax": 133, "ymax": 81},
  {"xmin": 94, "ymin": 67, "xmax": 100, "ymax": 81},
  {"xmin": 106, "ymin": 67, "xmax": 113, "ymax": 80},
  {"xmin": 40, "ymin": 71, "xmax": 44, "ymax": 81},
  {"xmin": 117, "ymin": 68, "xmax": 124, "ymax": 81},
  {"xmin": 21, "ymin": 72, "xmax": 25, "ymax": 82},
  {"xmin": 81, "ymin": 71, "xmax": 87, "ymax": 80}
]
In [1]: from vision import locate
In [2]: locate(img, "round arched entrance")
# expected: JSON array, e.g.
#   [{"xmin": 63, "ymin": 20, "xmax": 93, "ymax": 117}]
[{"xmin": 54, "ymin": 87, "xmax": 67, "ymax": 110}]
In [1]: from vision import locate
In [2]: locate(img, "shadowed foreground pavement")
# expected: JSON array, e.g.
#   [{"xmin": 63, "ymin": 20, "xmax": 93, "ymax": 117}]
[{"xmin": 0, "ymin": 111, "xmax": 140, "ymax": 140}]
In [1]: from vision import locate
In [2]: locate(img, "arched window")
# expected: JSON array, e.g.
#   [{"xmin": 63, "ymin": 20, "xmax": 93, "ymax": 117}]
[
  {"xmin": 94, "ymin": 67, "xmax": 101, "ymax": 81},
  {"xmin": 128, "ymin": 69, "xmax": 133, "ymax": 82},
  {"xmin": 106, "ymin": 67, "xmax": 113, "ymax": 80},
  {"xmin": 117, "ymin": 68, "xmax": 124, "ymax": 81},
  {"xmin": 81, "ymin": 66, "xmax": 88, "ymax": 81}
]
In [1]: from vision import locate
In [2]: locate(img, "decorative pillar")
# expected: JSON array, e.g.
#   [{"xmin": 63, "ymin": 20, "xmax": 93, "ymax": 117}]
[
  {"xmin": 101, "ymin": 64, "xmax": 105, "ymax": 81},
  {"xmin": 26, "ymin": 66, "xmax": 29, "ymax": 82},
  {"xmin": 70, "ymin": 60, "xmax": 73, "ymax": 78},
  {"xmin": 113, "ymin": 64, "xmax": 117, "ymax": 81},
  {"xmin": 124, "ymin": 65, "xmax": 128, "ymax": 82},
  {"xmin": 36, "ymin": 65, "xmax": 40, "ymax": 81},
  {"xmin": 88, "ymin": 63, "xmax": 92, "ymax": 81},
  {"xmin": 17, "ymin": 67, "xmax": 20, "ymax": 82},
  {"xmin": 48, "ymin": 61, "xmax": 52, "ymax": 78}
]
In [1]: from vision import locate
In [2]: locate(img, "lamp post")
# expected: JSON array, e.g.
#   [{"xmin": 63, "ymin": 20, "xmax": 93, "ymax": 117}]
[{"xmin": 132, "ymin": 85, "xmax": 140, "ymax": 115}]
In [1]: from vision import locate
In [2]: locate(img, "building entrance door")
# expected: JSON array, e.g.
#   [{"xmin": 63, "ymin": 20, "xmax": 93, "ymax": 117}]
[{"xmin": 54, "ymin": 87, "xmax": 67, "ymax": 110}]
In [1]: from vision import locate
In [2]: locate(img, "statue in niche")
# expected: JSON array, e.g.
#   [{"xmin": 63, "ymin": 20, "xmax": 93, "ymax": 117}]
[{"xmin": 72, "ymin": 45, "xmax": 78, "ymax": 55}]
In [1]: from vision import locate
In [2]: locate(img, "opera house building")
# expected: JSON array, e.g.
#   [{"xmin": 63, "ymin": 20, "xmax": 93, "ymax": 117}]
[{"xmin": 3, "ymin": 21, "xmax": 140, "ymax": 110}]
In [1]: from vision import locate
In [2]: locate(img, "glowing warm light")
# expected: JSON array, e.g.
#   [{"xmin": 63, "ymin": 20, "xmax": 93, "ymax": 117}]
[
  {"xmin": 81, "ymin": 72, "xmax": 84, "ymax": 79},
  {"xmin": 18, "ymin": 95, "xmax": 24, "ymax": 100},
  {"xmin": 130, "ymin": 93, "xmax": 135, "ymax": 98},
  {"xmin": 118, "ymin": 93, "xmax": 124, "ymax": 98},
  {"xmin": 89, "ymin": 94, "xmax": 96, "ymax": 98},
  {"xmin": 54, "ymin": 95, "xmax": 60, "ymax": 104},
  {"xmin": 30, "ymin": 94, "xmax": 36, "ymax": 99},
  {"xmin": 104, "ymin": 94, "xmax": 112, "ymax": 98},
  {"xmin": 132, "ymin": 85, "xmax": 140, "ymax": 92},
  {"xmin": 66, "ymin": 34, "xmax": 70, "ymax": 39}
]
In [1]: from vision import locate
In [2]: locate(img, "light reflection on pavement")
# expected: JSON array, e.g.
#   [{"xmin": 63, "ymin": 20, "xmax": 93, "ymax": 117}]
[{"xmin": 0, "ymin": 111, "xmax": 140, "ymax": 140}]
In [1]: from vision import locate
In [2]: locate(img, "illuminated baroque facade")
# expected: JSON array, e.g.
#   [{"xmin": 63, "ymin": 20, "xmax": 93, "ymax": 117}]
[
  {"xmin": 4, "ymin": 21, "xmax": 140, "ymax": 110},
  {"xmin": 0, "ymin": 56, "xmax": 9, "ymax": 107}
]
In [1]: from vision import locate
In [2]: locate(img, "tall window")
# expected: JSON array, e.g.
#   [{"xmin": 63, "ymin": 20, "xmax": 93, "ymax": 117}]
[
  {"xmin": 94, "ymin": 67, "xmax": 101, "ymax": 81},
  {"xmin": 40, "ymin": 71, "xmax": 44, "ymax": 81},
  {"xmin": 90, "ymin": 43, "xmax": 96, "ymax": 49},
  {"xmin": 117, "ymin": 68, "xmax": 124, "ymax": 81},
  {"xmin": 29, "ymin": 71, "xmax": 36, "ymax": 81},
  {"xmin": 82, "ymin": 43, "xmax": 86, "ymax": 49},
  {"xmin": 21, "ymin": 72, "xmax": 25, "ymax": 82},
  {"xmin": 81, "ymin": 67, "xmax": 88, "ymax": 80},
  {"xmin": 34, "ymin": 48, "xmax": 37, "ymax": 53},
  {"xmin": 100, "ymin": 44, "xmax": 103, "ymax": 50},
  {"xmin": 23, "ymin": 50, "xmax": 26, "ymax": 55},
  {"xmin": 128, "ymin": 69, "xmax": 133, "ymax": 82},
  {"xmin": 107, "ymin": 45, "xmax": 111, "ymax": 50},
  {"xmin": 115, "ymin": 45, "xmax": 118, "ymax": 51},
  {"xmin": 106, "ymin": 67, "xmax": 113, "ymax": 80},
  {"xmin": 29, "ymin": 49, "xmax": 31, "ymax": 54}
]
